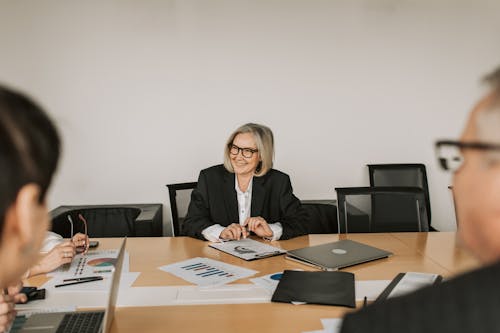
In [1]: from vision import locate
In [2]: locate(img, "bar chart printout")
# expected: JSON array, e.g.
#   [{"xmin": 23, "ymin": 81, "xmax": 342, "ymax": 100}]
[{"xmin": 159, "ymin": 257, "xmax": 258, "ymax": 286}]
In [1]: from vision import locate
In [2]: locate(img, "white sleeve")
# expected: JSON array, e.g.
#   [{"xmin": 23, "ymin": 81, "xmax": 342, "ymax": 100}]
[
  {"xmin": 40, "ymin": 231, "xmax": 64, "ymax": 253},
  {"xmin": 266, "ymin": 222, "xmax": 283, "ymax": 241},
  {"xmin": 201, "ymin": 224, "xmax": 225, "ymax": 242}
]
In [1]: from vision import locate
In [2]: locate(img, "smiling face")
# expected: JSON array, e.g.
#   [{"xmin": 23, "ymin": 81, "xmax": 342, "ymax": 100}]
[
  {"xmin": 229, "ymin": 133, "xmax": 261, "ymax": 177},
  {"xmin": 453, "ymin": 93, "xmax": 500, "ymax": 264}
]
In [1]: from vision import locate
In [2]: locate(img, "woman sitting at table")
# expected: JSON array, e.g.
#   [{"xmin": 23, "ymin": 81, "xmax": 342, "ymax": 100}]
[
  {"xmin": 183, "ymin": 123, "xmax": 308, "ymax": 241},
  {"xmin": 0, "ymin": 85, "xmax": 61, "ymax": 331},
  {"xmin": 24, "ymin": 231, "xmax": 89, "ymax": 278}
]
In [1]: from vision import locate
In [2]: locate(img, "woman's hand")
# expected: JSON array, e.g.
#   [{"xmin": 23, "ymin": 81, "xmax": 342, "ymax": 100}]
[
  {"xmin": 31, "ymin": 241, "xmax": 76, "ymax": 276},
  {"xmin": 71, "ymin": 233, "xmax": 89, "ymax": 254},
  {"xmin": 0, "ymin": 284, "xmax": 27, "ymax": 333},
  {"xmin": 220, "ymin": 223, "xmax": 249, "ymax": 240},
  {"xmin": 244, "ymin": 217, "xmax": 273, "ymax": 238}
]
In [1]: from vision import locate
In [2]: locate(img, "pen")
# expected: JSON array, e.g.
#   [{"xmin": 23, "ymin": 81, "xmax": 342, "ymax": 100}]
[
  {"xmin": 254, "ymin": 251, "xmax": 283, "ymax": 258},
  {"xmin": 55, "ymin": 277, "xmax": 103, "ymax": 288},
  {"xmin": 93, "ymin": 270, "xmax": 113, "ymax": 273},
  {"xmin": 63, "ymin": 276, "xmax": 103, "ymax": 282}
]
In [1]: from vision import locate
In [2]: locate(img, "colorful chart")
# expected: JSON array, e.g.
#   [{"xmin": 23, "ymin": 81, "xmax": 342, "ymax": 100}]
[
  {"xmin": 270, "ymin": 273, "xmax": 283, "ymax": 281},
  {"xmin": 160, "ymin": 257, "xmax": 258, "ymax": 286},
  {"xmin": 87, "ymin": 258, "xmax": 116, "ymax": 267}
]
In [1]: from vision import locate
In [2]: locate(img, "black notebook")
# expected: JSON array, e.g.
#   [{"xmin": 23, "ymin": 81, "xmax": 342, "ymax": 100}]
[{"xmin": 271, "ymin": 270, "xmax": 356, "ymax": 308}]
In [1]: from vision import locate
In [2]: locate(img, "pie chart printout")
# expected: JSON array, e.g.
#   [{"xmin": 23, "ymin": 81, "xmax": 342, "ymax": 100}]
[{"xmin": 87, "ymin": 258, "xmax": 116, "ymax": 267}]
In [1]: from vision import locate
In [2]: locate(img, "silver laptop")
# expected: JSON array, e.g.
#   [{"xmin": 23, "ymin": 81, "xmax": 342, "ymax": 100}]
[
  {"xmin": 285, "ymin": 239, "xmax": 392, "ymax": 271},
  {"xmin": 14, "ymin": 238, "xmax": 127, "ymax": 333}
]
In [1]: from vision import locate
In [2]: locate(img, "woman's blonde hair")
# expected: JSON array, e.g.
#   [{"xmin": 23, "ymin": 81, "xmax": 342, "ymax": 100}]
[{"xmin": 223, "ymin": 123, "xmax": 274, "ymax": 177}]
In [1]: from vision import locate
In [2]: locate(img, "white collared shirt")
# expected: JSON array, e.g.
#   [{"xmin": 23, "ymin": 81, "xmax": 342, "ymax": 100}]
[
  {"xmin": 201, "ymin": 176, "xmax": 283, "ymax": 242},
  {"xmin": 235, "ymin": 176, "xmax": 252, "ymax": 224}
]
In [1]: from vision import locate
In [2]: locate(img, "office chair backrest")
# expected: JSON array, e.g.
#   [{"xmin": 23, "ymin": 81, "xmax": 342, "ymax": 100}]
[
  {"xmin": 335, "ymin": 187, "xmax": 429, "ymax": 233},
  {"xmin": 51, "ymin": 204, "xmax": 163, "ymax": 237},
  {"xmin": 52, "ymin": 207, "xmax": 140, "ymax": 237},
  {"xmin": 300, "ymin": 200, "xmax": 339, "ymax": 234},
  {"xmin": 368, "ymin": 164, "xmax": 431, "ymax": 226},
  {"xmin": 166, "ymin": 182, "xmax": 197, "ymax": 236}
]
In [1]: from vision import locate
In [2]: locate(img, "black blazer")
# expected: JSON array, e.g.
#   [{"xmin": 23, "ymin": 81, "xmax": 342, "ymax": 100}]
[
  {"xmin": 340, "ymin": 260, "xmax": 500, "ymax": 333},
  {"xmin": 182, "ymin": 164, "xmax": 308, "ymax": 240}
]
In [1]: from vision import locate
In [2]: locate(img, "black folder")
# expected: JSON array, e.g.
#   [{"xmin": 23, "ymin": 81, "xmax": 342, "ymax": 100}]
[{"xmin": 271, "ymin": 270, "xmax": 356, "ymax": 308}]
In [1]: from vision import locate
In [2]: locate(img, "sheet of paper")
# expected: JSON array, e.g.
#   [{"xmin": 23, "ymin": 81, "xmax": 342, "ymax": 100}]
[
  {"xmin": 47, "ymin": 249, "xmax": 125, "ymax": 278},
  {"xmin": 158, "ymin": 257, "xmax": 258, "ymax": 286},
  {"xmin": 250, "ymin": 270, "xmax": 304, "ymax": 294},
  {"xmin": 16, "ymin": 306, "xmax": 77, "ymax": 316},
  {"xmin": 119, "ymin": 272, "xmax": 140, "ymax": 288},
  {"xmin": 39, "ymin": 254, "xmax": 134, "ymax": 293},
  {"xmin": 117, "ymin": 284, "xmax": 271, "ymax": 307},
  {"xmin": 15, "ymin": 290, "xmax": 108, "ymax": 310},
  {"xmin": 176, "ymin": 284, "xmax": 270, "ymax": 304},
  {"xmin": 388, "ymin": 272, "xmax": 439, "ymax": 298},
  {"xmin": 41, "ymin": 274, "xmax": 112, "ymax": 292},
  {"xmin": 302, "ymin": 318, "xmax": 343, "ymax": 333},
  {"xmin": 321, "ymin": 318, "xmax": 343, "ymax": 333},
  {"xmin": 250, "ymin": 271, "xmax": 286, "ymax": 294},
  {"xmin": 355, "ymin": 280, "xmax": 391, "ymax": 301},
  {"xmin": 117, "ymin": 286, "xmax": 179, "ymax": 307},
  {"xmin": 209, "ymin": 238, "xmax": 286, "ymax": 260}
]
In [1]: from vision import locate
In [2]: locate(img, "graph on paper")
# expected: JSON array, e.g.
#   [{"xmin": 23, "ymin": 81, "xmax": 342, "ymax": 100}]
[
  {"xmin": 159, "ymin": 257, "xmax": 258, "ymax": 286},
  {"xmin": 48, "ymin": 249, "xmax": 119, "ymax": 277}
]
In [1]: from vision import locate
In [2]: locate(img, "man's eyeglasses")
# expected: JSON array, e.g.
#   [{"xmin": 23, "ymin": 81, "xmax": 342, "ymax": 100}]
[
  {"xmin": 229, "ymin": 144, "xmax": 258, "ymax": 158},
  {"xmin": 435, "ymin": 140, "xmax": 500, "ymax": 172}
]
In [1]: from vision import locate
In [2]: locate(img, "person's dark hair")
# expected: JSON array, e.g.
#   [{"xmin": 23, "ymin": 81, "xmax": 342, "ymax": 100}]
[{"xmin": 0, "ymin": 85, "xmax": 60, "ymax": 233}]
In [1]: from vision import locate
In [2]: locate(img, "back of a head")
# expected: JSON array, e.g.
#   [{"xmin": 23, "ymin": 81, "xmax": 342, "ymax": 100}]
[{"xmin": 0, "ymin": 85, "xmax": 61, "ymax": 234}]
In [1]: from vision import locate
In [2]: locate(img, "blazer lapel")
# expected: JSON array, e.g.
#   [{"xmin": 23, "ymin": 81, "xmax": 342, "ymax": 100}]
[
  {"xmin": 223, "ymin": 171, "xmax": 239, "ymax": 224},
  {"xmin": 251, "ymin": 176, "xmax": 266, "ymax": 217}
]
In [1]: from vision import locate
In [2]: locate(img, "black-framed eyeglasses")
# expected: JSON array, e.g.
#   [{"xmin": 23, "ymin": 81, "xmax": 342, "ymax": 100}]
[
  {"xmin": 435, "ymin": 140, "xmax": 500, "ymax": 172},
  {"xmin": 229, "ymin": 144, "xmax": 258, "ymax": 158}
]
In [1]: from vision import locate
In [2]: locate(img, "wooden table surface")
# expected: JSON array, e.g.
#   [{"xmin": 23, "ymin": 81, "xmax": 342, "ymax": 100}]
[{"xmin": 30, "ymin": 232, "xmax": 479, "ymax": 333}]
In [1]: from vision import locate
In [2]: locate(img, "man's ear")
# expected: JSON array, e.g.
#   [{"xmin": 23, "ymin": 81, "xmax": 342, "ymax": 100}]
[{"xmin": 4, "ymin": 184, "xmax": 42, "ymax": 252}]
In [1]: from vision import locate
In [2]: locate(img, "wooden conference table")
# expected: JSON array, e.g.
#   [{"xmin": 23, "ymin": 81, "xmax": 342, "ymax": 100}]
[{"xmin": 30, "ymin": 232, "xmax": 479, "ymax": 333}]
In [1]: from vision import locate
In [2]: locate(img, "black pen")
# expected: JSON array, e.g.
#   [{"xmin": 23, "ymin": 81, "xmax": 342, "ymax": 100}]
[
  {"xmin": 254, "ymin": 251, "xmax": 283, "ymax": 258},
  {"xmin": 55, "ymin": 277, "xmax": 103, "ymax": 288},
  {"xmin": 63, "ymin": 276, "xmax": 102, "ymax": 282}
]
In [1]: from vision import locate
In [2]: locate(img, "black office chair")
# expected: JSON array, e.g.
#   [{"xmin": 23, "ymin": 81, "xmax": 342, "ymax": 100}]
[
  {"xmin": 335, "ymin": 187, "xmax": 429, "ymax": 233},
  {"xmin": 50, "ymin": 204, "xmax": 163, "ymax": 237},
  {"xmin": 300, "ymin": 200, "xmax": 338, "ymax": 234},
  {"xmin": 448, "ymin": 185, "xmax": 459, "ymax": 227},
  {"xmin": 367, "ymin": 163, "xmax": 433, "ymax": 229},
  {"xmin": 166, "ymin": 182, "xmax": 197, "ymax": 236}
]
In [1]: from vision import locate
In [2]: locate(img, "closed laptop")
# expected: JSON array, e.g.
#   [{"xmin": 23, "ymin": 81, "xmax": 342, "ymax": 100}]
[{"xmin": 286, "ymin": 239, "xmax": 392, "ymax": 271}]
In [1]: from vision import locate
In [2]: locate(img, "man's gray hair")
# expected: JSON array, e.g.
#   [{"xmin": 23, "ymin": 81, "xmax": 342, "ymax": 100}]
[
  {"xmin": 476, "ymin": 66, "xmax": 500, "ymax": 160},
  {"xmin": 484, "ymin": 66, "xmax": 500, "ymax": 92}
]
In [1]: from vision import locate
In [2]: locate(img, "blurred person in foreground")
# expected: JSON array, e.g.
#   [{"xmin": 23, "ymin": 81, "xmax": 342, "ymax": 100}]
[
  {"xmin": 0, "ymin": 85, "xmax": 60, "ymax": 332},
  {"xmin": 341, "ymin": 66, "xmax": 500, "ymax": 333}
]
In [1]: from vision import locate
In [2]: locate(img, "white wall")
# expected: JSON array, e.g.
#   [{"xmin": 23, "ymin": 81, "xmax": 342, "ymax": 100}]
[{"xmin": 1, "ymin": 0, "xmax": 499, "ymax": 235}]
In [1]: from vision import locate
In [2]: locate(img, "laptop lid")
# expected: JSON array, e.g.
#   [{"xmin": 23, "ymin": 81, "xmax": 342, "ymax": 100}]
[
  {"xmin": 15, "ymin": 238, "xmax": 126, "ymax": 333},
  {"xmin": 102, "ymin": 237, "xmax": 126, "ymax": 333},
  {"xmin": 285, "ymin": 239, "xmax": 392, "ymax": 271}
]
